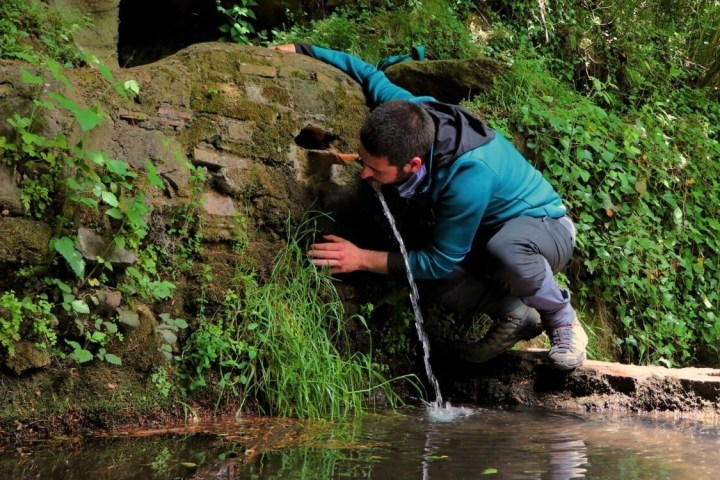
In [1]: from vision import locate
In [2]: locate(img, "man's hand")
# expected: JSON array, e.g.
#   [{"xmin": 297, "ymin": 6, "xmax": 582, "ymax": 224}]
[
  {"xmin": 274, "ymin": 44, "xmax": 296, "ymax": 53},
  {"xmin": 308, "ymin": 234, "xmax": 389, "ymax": 275}
]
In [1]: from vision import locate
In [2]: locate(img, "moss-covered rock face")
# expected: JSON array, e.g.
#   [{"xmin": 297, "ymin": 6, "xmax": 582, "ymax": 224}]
[{"xmin": 0, "ymin": 42, "xmax": 370, "ymax": 432}]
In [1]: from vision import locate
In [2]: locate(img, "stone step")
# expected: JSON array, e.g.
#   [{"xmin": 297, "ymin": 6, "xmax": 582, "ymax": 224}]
[{"xmin": 435, "ymin": 349, "xmax": 720, "ymax": 417}]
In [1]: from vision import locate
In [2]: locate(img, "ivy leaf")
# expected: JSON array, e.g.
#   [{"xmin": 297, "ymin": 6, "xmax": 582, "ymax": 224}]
[{"xmin": 53, "ymin": 236, "xmax": 86, "ymax": 278}]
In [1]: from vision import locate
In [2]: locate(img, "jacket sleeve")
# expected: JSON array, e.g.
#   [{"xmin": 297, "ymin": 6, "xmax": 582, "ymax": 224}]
[
  {"xmin": 388, "ymin": 158, "xmax": 497, "ymax": 279},
  {"xmin": 294, "ymin": 43, "xmax": 435, "ymax": 107}
]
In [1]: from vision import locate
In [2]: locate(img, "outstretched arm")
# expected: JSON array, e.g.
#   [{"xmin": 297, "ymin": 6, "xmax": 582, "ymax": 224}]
[{"xmin": 275, "ymin": 43, "xmax": 434, "ymax": 106}]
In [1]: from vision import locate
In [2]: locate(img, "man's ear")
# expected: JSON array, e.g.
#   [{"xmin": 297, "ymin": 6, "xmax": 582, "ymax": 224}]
[{"xmin": 406, "ymin": 156, "xmax": 423, "ymax": 173}]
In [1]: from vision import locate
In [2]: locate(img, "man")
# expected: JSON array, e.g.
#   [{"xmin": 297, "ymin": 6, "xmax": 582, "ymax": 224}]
[{"xmin": 276, "ymin": 43, "xmax": 588, "ymax": 370}]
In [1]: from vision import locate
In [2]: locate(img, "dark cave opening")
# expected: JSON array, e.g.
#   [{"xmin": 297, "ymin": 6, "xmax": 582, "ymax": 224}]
[{"xmin": 118, "ymin": 0, "xmax": 226, "ymax": 67}]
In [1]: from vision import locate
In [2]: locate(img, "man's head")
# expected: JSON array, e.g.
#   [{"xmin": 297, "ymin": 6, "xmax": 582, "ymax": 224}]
[{"xmin": 358, "ymin": 100, "xmax": 435, "ymax": 184}]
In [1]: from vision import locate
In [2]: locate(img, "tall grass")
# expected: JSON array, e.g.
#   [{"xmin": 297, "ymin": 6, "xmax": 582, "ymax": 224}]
[
  {"xmin": 244, "ymin": 217, "xmax": 414, "ymax": 418},
  {"xmin": 182, "ymin": 215, "xmax": 416, "ymax": 418}
]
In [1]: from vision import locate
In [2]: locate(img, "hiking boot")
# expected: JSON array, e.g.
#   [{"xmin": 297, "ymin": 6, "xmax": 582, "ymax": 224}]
[
  {"xmin": 546, "ymin": 321, "xmax": 588, "ymax": 370},
  {"xmin": 460, "ymin": 303, "xmax": 543, "ymax": 363}
]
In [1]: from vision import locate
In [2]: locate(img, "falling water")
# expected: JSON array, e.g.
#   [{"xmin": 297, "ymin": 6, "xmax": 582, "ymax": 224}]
[{"xmin": 374, "ymin": 187, "xmax": 444, "ymax": 408}]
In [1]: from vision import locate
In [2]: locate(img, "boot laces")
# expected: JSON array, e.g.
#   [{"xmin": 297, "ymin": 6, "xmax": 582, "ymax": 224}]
[{"xmin": 551, "ymin": 326, "xmax": 573, "ymax": 352}]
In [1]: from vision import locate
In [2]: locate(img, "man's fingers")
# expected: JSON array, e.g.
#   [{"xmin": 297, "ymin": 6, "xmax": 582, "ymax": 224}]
[
  {"xmin": 310, "ymin": 241, "xmax": 343, "ymax": 251},
  {"xmin": 322, "ymin": 234, "xmax": 347, "ymax": 243},
  {"xmin": 311, "ymin": 258, "xmax": 340, "ymax": 270}
]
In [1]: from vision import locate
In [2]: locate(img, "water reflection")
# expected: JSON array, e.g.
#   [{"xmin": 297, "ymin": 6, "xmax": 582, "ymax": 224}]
[{"xmin": 1, "ymin": 407, "xmax": 718, "ymax": 480}]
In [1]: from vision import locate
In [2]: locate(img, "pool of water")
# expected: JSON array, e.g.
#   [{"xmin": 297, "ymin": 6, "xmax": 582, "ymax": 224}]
[{"xmin": 1, "ymin": 406, "xmax": 718, "ymax": 479}]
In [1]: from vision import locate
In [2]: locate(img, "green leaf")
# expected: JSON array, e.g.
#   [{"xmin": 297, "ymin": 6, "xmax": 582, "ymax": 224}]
[
  {"xmin": 46, "ymin": 58, "xmax": 71, "ymax": 89},
  {"xmin": 73, "ymin": 349, "xmax": 93, "ymax": 363},
  {"xmin": 104, "ymin": 353, "xmax": 122, "ymax": 365},
  {"xmin": 71, "ymin": 299, "xmax": 90, "ymax": 314},
  {"xmin": 106, "ymin": 208, "xmax": 122, "ymax": 219},
  {"xmin": 482, "ymin": 468, "xmax": 498, "ymax": 475},
  {"xmin": 96, "ymin": 63, "xmax": 115, "ymax": 83},
  {"xmin": 101, "ymin": 190, "xmax": 119, "ymax": 207},
  {"xmin": 106, "ymin": 158, "xmax": 130, "ymax": 176},
  {"xmin": 53, "ymin": 236, "xmax": 86, "ymax": 278},
  {"xmin": 145, "ymin": 160, "xmax": 166, "ymax": 190},
  {"xmin": 48, "ymin": 92, "xmax": 103, "ymax": 131},
  {"xmin": 123, "ymin": 79, "xmax": 140, "ymax": 96},
  {"xmin": 21, "ymin": 69, "xmax": 44, "ymax": 85},
  {"xmin": 66, "ymin": 341, "xmax": 93, "ymax": 363},
  {"xmin": 152, "ymin": 281, "xmax": 176, "ymax": 299},
  {"xmin": 86, "ymin": 150, "xmax": 107, "ymax": 166}
]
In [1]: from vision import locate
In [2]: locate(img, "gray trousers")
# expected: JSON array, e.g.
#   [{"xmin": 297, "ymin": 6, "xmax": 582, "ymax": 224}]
[{"xmin": 418, "ymin": 215, "xmax": 576, "ymax": 327}]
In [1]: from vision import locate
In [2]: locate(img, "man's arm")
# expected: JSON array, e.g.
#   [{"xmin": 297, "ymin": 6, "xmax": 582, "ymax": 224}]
[{"xmin": 276, "ymin": 43, "xmax": 434, "ymax": 107}]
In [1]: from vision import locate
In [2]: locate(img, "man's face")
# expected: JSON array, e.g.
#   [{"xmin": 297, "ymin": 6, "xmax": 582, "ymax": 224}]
[{"xmin": 358, "ymin": 144, "xmax": 413, "ymax": 185}]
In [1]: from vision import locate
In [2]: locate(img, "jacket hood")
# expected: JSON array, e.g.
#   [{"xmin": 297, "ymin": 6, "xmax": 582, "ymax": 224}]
[{"xmin": 421, "ymin": 101, "xmax": 495, "ymax": 168}]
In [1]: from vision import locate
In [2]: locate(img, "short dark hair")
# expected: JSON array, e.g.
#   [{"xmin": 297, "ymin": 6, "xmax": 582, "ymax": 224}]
[{"xmin": 359, "ymin": 100, "xmax": 435, "ymax": 167}]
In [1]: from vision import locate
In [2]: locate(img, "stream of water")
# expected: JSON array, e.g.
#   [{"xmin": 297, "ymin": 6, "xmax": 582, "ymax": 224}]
[{"xmin": 374, "ymin": 187, "xmax": 444, "ymax": 410}]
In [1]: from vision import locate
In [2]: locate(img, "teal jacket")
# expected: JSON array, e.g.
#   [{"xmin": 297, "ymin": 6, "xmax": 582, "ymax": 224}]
[{"xmin": 296, "ymin": 45, "xmax": 567, "ymax": 279}]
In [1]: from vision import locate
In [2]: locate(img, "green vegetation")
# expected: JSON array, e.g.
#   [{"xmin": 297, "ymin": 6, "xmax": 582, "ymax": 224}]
[
  {"xmin": 272, "ymin": 0, "xmax": 481, "ymax": 63},
  {"xmin": 0, "ymin": 0, "xmax": 89, "ymax": 65},
  {"xmin": 182, "ymin": 217, "xmax": 409, "ymax": 418},
  {"xmin": 216, "ymin": 0, "xmax": 261, "ymax": 45}
]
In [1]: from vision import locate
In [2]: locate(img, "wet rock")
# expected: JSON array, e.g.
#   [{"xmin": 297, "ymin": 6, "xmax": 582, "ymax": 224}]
[
  {"xmin": 117, "ymin": 309, "xmax": 139, "ymax": 328},
  {"xmin": 200, "ymin": 192, "xmax": 236, "ymax": 217},
  {"xmin": 77, "ymin": 227, "xmax": 138, "ymax": 267},
  {"xmin": 113, "ymin": 303, "xmax": 166, "ymax": 370},
  {"xmin": 5, "ymin": 341, "xmax": 52, "ymax": 375},
  {"xmin": 0, "ymin": 165, "xmax": 23, "ymax": 215},
  {"xmin": 97, "ymin": 290, "xmax": 122, "ymax": 309},
  {"xmin": 437, "ymin": 349, "xmax": 720, "ymax": 417}
]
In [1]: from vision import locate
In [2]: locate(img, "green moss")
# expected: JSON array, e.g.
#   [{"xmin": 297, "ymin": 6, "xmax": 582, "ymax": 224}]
[
  {"xmin": 0, "ymin": 364, "xmax": 176, "ymax": 430},
  {"xmin": 319, "ymin": 85, "xmax": 367, "ymax": 152},
  {"xmin": 177, "ymin": 116, "xmax": 220, "ymax": 151},
  {"xmin": 262, "ymin": 84, "xmax": 292, "ymax": 105}
]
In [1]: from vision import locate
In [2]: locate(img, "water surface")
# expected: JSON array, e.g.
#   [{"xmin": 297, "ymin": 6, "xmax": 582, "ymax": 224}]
[{"xmin": 2, "ymin": 407, "xmax": 718, "ymax": 479}]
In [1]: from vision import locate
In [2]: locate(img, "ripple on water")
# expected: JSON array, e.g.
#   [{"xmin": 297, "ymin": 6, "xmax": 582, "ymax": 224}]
[{"xmin": 425, "ymin": 402, "xmax": 477, "ymax": 423}]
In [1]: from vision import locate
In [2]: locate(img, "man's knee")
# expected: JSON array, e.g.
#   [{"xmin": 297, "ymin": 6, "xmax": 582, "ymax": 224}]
[{"xmin": 486, "ymin": 232, "xmax": 546, "ymax": 297}]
